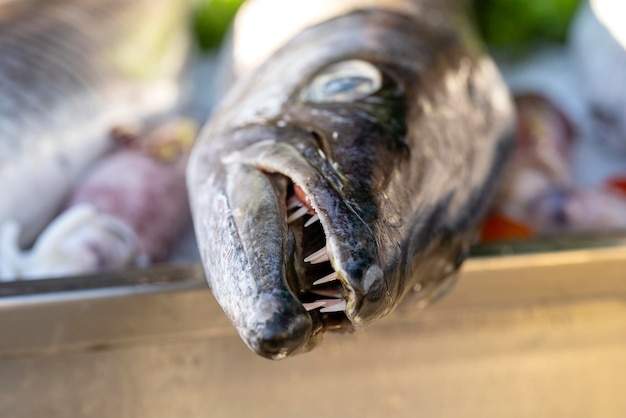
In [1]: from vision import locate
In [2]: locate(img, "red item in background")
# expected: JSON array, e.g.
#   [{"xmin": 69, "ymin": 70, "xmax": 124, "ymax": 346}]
[
  {"xmin": 480, "ymin": 213, "xmax": 534, "ymax": 242},
  {"xmin": 606, "ymin": 176, "xmax": 626, "ymax": 197}
]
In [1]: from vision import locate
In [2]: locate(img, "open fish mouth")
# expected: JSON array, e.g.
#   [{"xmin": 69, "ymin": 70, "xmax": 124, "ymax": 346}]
[
  {"xmin": 213, "ymin": 123, "xmax": 391, "ymax": 358},
  {"xmin": 272, "ymin": 174, "xmax": 350, "ymax": 328}
]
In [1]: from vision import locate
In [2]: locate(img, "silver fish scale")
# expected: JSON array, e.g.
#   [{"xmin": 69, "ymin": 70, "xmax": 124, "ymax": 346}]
[
  {"xmin": 0, "ymin": 44, "xmax": 98, "ymax": 157},
  {"xmin": 0, "ymin": 0, "xmax": 126, "ymax": 161},
  {"xmin": 0, "ymin": 0, "xmax": 189, "ymax": 244}
]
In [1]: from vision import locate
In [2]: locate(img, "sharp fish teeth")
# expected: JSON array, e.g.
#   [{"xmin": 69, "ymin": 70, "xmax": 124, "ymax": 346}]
[
  {"xmin": 287, "ymin": 206, "xmax": 309, "ymax": 223},
  {"xmin": 302, "ymin": 300, "xmax": 327, "ymax": 311},
  {"xmin": 320, "ymin": 300, "xmax": 347, "ymax": 313},
  {"xmin": 313, "ymin": 272, "xmax": 338, "ymax": 286},
  {"xmin": 304, "ymin": 214, "xmax": 319, "ymax": 227},
  {"xmin": 304, "ymin": 246, "xmax": 329, "ymax": 264},
  {"xmin": 302, "ymin": 298, "xmax": 346, "ymax": 312}
]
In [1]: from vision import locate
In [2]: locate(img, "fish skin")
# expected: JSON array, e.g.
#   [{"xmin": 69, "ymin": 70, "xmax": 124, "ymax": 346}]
[
  {"xmin": 0, "ymin": 0, "xmax": 190, "ymax": 246},
  {"xmin": 188, "ymin": 5, "xmax": 515, "ymax": 359}
]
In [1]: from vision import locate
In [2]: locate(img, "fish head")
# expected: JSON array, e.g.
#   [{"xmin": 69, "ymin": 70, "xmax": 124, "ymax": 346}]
[{"xmin": 188, "ymin": 10, "xmax": 514, "ymax": 359}]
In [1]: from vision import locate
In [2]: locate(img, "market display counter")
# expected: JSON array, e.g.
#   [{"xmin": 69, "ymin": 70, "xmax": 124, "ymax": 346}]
[{"xmin": 1, "ymin": 238, "xmax": 626, "ymax": 417}]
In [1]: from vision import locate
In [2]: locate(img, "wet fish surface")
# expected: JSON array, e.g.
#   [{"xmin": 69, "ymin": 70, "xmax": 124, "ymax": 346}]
[
  {"xmin": 1, "ymin": 119, "xmax": 196, "ymax": 280},
  {"xmin": 0, "ymin": 0, "xmax": 190, "ymax": 246},
  {"xmin": 188, "ymin": 0, "xmax": 514, "ymax": 359}
]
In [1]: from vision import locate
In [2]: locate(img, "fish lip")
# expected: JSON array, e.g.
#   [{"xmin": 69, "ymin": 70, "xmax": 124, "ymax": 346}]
[
  {"xmin": 205, "ymin": 159, "xmax": 317, "ymax": 359},
  {"xmin": 221, "ymin": 124, "xmax": 392, "ymax": 331},
  {"xmin": 241, "ymin": 293, "xmax": 318, "ymax": 360}
]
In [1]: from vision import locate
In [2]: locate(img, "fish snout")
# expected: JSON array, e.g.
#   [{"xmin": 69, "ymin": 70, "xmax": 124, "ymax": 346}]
[
  {"xmin": 226, "ymin": 137, "xmax": 392, "ymax": 332},
  {"xmin": 245, "ymin": 299, "xmax": 316, "ymax": 359},
  {"xmin": 197, "ymin": 158, "xmax": 321, "ymax": 359},
  {"xmin": 191, "ymin": 127, "xmax": 392, "ymax": 358},
  {"xmin": 346, "ymin": 263, "xmax": 390, "ymax": 325}
]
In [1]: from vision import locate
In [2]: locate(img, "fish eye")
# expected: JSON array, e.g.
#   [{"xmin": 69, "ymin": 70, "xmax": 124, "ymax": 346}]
[{"xmin": 304, "ymin": 59, "xmax": 382, "ymax": 103}]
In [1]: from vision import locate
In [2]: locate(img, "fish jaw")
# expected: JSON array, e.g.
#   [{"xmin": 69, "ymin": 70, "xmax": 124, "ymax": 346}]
[
  {"xmin": 189, "ymin": 139, "xmax": 314, "ymax": 359},
  {"xmin": 221, "ymin": 132, "xmax": 394, "ymax": 319},
  {"xmin": 188, "ymin": 123, "xmax": 485, "ymax": 359},
  {"xmin": 188, "ymin": 123, "xmax": 395, "ymax": 358}
]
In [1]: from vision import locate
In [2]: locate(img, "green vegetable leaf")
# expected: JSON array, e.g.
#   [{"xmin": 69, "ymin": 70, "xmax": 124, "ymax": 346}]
[
  {"xmin": 193, "ymin": 0, "xmax": 246, "ymax": 50},
  {"xmin": 472, "ymin": 0, "xmax": 583, "ymax": 48}
]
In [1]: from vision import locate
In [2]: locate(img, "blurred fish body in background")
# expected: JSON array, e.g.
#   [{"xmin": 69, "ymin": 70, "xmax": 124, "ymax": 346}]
[
  {"xmin": 1, "ymin": 119, "xmax": 197, "ymax": 280},
  {"xmin": 0, "ymin": 0, "xmax": 192, "ymax": 248}
]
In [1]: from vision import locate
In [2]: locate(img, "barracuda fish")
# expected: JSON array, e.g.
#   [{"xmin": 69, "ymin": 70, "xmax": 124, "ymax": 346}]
[
  {"xmin": 0, "ymin": 0, "xmax": 190, "ymax": 246},
  {"xmin": 188, "ymin": 0, "xmax": 514, "ymax": 359}
]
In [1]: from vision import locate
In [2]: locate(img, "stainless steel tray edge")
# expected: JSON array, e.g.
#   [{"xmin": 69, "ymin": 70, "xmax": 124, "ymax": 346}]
[{"xmin": 1, "ymin": 237, "xmax": 625, "ymax": 358}]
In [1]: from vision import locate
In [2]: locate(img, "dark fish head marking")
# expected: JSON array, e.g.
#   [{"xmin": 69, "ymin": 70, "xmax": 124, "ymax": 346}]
[{"xmin": 187, "ymin": 9, "xmax": 514, "ymax": 359}]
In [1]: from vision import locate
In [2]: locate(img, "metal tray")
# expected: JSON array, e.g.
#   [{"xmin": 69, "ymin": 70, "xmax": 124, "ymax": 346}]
[{"xmin": 1, "ymin": 235, "xmax": 626, "ymax": 417}]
